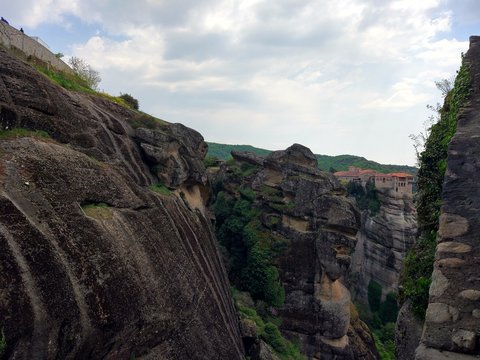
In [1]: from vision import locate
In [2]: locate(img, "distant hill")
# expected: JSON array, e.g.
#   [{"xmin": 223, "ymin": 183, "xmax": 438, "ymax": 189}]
[{"xmin": 206, "ymin": 142, "xmax": 417, "ymax": 175}]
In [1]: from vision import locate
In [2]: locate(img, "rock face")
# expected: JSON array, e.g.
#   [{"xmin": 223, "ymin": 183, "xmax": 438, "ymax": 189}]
[
  {"xmin": 415, "ymin": 36, "xmax": 480, "ymax": 359},
  {"xmin": 351, "ymin": 189, "xmax": 416, "ymax": 302},
  {"xmin": 220, "ymin": 145, "xmax": 378, "ymax": 359},
  {"xmin": 0, "ymin": 48, "xmax": 244, "ymax": 359}
]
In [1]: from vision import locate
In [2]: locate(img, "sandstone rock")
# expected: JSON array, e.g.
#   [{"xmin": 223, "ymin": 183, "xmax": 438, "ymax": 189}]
[
  {"xmin": 415, "ymin": 344, "xmax": 479, "ymax": 360},
  {"xmin": 458, "ymin": 289, "xmax": 480, "ymax": 301},
  {"xmin": 451, "ymin": 329, "xmax": 476, "ymax": 351},
  {"xmin": 438, "ymin": 213, "xmax": 469, "ymax": 239},
  {"xmin": 231, "ymin": 150, "xmax": 265, "ymax": 167},
  {"xmin": 416, "ymin": 36, "xmax": 480, "ymax": 359},
  {"xmin": 217, "ymin": 143, "xmax": 376, "ymax": 359},
  {"xmin": 351, "ymin": 188, "xmax": 416, "ymax": 301},
  {"xmin": 425, "ymin": 303, "xmax": 459, "ymax": 323},
  {"xmin": 429, "ymin": 269, "xmax": 450, "ymax": 298},
  {"xmin": 437, "ymin": 241, "xmax": 472, "ymax": 254},
  {"xmin": 0, "ymin": 48, "xmax": 243, "ymax": 359},
  {"xmin": 396, "ymin": 300, "xmax": 424, "ymax": 360}
]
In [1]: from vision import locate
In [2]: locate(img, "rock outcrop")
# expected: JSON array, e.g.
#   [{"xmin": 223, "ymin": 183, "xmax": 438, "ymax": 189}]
[
  {"xmin": 217, "ymin": 145, "xmax": 378, "ymax": 359},
  {"xmin": 351, "ymin": 189, "xmax": 416, "ymax": 302},
  {"xmin": 414, "ymin": 35, "xmax": 480, "ymax": 359},
  {"xmin": 0, "ymin": 48, "xmax": 244, "ymax": 359}
]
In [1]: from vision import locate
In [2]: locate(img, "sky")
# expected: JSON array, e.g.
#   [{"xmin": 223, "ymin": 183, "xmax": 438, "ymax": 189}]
[{"xmin": 3, "ymin": 0, "xmax": 479, "ymax": 166}]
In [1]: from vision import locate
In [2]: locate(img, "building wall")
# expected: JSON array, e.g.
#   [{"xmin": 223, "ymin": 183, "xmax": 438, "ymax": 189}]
[{"xmin": 0, "ymin": 21, "xmax": 71, "ymax": 73}]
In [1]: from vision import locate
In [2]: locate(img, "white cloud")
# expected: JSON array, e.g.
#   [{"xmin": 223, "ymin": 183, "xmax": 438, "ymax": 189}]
[{"xmin": 4, "ymin": 0, "xmax": 475, "ymax": 165}]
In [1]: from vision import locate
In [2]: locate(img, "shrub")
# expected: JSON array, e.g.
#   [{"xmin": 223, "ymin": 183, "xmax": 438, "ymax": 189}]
[
  {"xmin": 119, "ymin": 93, "xmax": 139, "ymax": 110},
  {"xmin": 68, "ymin": 57, "xmax": 101, "ymax": 90},
  {"xmin": 368, "ymin": 280, "xmax": 382, "ymax": 312},
  {"xmin": 379, "ymin": 293, "xmax": 398, "ymax": 324}
]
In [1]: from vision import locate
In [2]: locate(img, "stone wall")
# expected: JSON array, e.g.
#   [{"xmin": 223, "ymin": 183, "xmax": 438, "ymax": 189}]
[
  {"xmin": 0, "ymin": 21, "xmax": 71, "ymax": 73},
  {"xmin": 415, "ymin": 35, "xmax": 480, "ymax": 359}
]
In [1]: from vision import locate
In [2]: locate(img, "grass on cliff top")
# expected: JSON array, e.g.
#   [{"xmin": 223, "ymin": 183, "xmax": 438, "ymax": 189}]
[
  {"xmin": 0, "ymin": 128, "xmax": 50, "ymax": 139},
  {"xmin": 81, "ymin": 202, "xmax": 113, "ymax": 220}
]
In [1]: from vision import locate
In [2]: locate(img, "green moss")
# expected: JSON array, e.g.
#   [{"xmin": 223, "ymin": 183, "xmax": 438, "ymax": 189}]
[
  {"xmin": 81, "ymin": 202, "xmax": 112, "ymax": 220},
  {"xmin": 0, "ymin": 128, "xmax": 50, "ymax": 139},
  {"xmin": 149, "ymin": 183, "xmax": 172, "ymax": 196}
]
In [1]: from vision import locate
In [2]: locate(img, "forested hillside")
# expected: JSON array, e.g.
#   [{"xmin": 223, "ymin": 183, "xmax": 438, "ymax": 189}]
[{"xmin": 207, "ymin": 142, "xmax": 417, "ymax": 174}]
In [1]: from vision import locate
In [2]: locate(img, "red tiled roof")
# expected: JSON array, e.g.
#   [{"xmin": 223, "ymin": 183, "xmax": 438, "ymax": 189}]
[{"xmin": 388, "ymin": 172, "xmax": 413, "ymax": 177}]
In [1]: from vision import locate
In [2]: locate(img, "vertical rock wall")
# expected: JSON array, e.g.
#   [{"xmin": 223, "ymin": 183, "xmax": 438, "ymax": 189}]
[
  {"xmin": 415, "ymin": 35, "xmax": 480, "ymax": 360},
  {"xmin": 352, "ymin": 189, "xmax": 416, "ymax": 302}
]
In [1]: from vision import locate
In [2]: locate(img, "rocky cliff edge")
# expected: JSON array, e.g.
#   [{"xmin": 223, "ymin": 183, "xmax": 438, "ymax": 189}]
[{"xmin": 0, "ymin": 48, "xmax": 243, "ymax": 359}]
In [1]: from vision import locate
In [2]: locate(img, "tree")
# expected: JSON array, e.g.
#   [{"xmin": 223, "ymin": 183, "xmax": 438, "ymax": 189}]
[
  {"xmin": 68, "ymin": 57, "xmax": 101, "ymax": 90},
  {"xmin": 368, "ymin": 280, "xmax": 382, "ymax": 312},
  {"xmin": 119, "ymin": 93, "xmax": 139, "ymax": 110}
]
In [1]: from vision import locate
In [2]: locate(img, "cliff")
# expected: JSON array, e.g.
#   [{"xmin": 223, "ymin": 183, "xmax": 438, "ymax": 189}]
[
  {"xmin": 0, "ymin": 47, "xmax": 244, "ymax": 359},
  {"xmin": 351, "ymin": 189, "xmax": 416, "ymax": 302},
  {"xmin": 414, "ymin": 35, "xmax": 480, "ymax": 359},
  {"xmin": 213, "ymin": 146, "xmax": 378, "ymax": 359}
]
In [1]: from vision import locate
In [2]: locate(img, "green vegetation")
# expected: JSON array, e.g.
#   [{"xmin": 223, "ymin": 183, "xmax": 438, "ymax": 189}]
[
  {"xmin": 358, "ymin": 281, "xmax": 398, "ymax": 359},
  {"xmin": 207, "ymin": 142, "xmax": 271, "ymax": 159},
  {"xmin": 126, "ymin": 112, "xmax": 167, "ymax": 130},
  {"xmin": 81, "ymin": 202, "xmax": 112, "ymax": 220},
  {"xmin": 207, "ymin": 142, "xmax": 417, "ymax": 174},
  {"xmin": 203, "ymin": 155, "xmax": 219, "ymax": 168},
  {"xmin": 35, "ymin": 64, "xmax": 95, "ymax": 93},
  {"xmin": 68, "ymin": 57, "xmax": 101, "ymax": 90},
  {"xmin": 214, "ymin": 189, "xmax": 285, "ymax": 307},
  {"xmin": 149, "ymin": 183, "xmax": 173, "ymax": 196},
  {"xmin": 233, "ymin": 289, "xmax": 305, "ymax": 360},
  {"xmin": 401, "ymin": 59, "xmax": 472, "ymax": 319},
  {"xmin": 119, "ymin": 93, "xmax": 139, "ymax": 110},
  {"xmin": 346, "ymin": 181, "xmax": 381, "ymax": 215},
  {"xmin": 0, "ymin": 128, "xmax": 50, "ymax": 139},
  {"xmin": 0, "ymin": 328, "xmax": 6, "ymax": 358},
  {"xmin": 368, "ymin": 280, "xmax": 382, "ymax": 312}
]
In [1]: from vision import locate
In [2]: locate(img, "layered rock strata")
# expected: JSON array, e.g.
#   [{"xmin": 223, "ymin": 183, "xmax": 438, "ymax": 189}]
[
  {"xmin": 352, "ymin": 189, "xmax": 416, "ymax": 302},
  {"xmin": 220, "ymin": 146, "xmax": 378, "ymax": 359},
  {"xmin": 415, "ymin": 36, "xmax": 480, "ymax": 359},
  {"xmin": 0, "ymin": 48, "xmax": 243, "ymax": 359}
]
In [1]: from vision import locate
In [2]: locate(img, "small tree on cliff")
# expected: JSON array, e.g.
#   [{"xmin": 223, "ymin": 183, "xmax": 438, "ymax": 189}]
[
  {"xmin": 119, "ymin": 93, "xmax": 139, "ymax": 110},
  {"xmin": 68, "ymin": 57, "xmax": 101, "ymax": 90}
]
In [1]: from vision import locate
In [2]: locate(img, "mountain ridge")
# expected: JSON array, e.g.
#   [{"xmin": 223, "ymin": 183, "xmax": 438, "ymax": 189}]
[{"xmin": 207, "ymin": 142, "xmax": 418, "ymax": 175}]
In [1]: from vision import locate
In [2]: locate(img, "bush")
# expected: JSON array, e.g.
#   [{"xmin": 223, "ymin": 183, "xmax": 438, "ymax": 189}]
[
  {"xmin": 379, "ymin": 293, "xmax": 398, "ymax": 324},
  {"xmin": 119, "ymin": 93, "xmax": 139, "ymax": 110},
  {"xmin": 68, "ymin": 57, "xmax": 101, "ymax": 90},
  {"xmin": 368, "ymin": 280, "xmax": 382, "ymax": 312}
]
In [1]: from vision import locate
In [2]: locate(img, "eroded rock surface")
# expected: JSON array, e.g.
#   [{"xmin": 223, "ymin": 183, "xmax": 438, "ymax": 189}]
[
  {"xmin": 415, "ymin": 36, "xmax": 480, "ymax": 359},
  {"xmin": 0, "ymin": 48, "xmax": 243, "ymax": 359},
  {"xmin": 220, "ymin": 145, "xmax": 378, "ymax": 359},
  {"xmin": 351, "ymin": 189, "xmax": 416, "ymax": 301}
]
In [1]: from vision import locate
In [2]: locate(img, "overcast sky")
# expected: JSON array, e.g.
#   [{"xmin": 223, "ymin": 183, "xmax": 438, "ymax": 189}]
[{"xmin": 3, "ymin": 1, "xmax": 478, "ymax": 165}]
